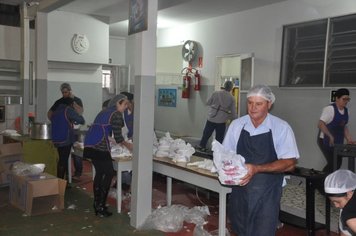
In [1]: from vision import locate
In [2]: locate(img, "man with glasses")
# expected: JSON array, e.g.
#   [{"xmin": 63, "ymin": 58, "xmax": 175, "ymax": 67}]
[{"xmin": 317, "ymin": 88, "xmax": 355, "ymax": 177}]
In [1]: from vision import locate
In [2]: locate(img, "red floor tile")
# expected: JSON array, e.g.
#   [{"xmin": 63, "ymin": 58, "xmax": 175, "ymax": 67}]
[{"xmin": 72, "ymin": 160, "xmax": 337, "ymax": 236}]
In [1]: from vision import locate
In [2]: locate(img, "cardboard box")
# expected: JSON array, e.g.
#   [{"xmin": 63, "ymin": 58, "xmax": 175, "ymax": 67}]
[
  {"xmin": 9, "ymin": 173, "xmax": 66, "ymax": 216},
  {"xmin": 0, "ymin": 143, "xmax": 23, "ymax": 185}
]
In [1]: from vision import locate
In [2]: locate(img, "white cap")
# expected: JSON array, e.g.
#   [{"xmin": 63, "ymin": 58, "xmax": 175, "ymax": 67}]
[
  {"xmin": 246, "ymin": 84, "xmax": 276, "ymax": 104},
  {"xmin": 324, "ymin": 169, "xmax": 356, "ymax": 194}
]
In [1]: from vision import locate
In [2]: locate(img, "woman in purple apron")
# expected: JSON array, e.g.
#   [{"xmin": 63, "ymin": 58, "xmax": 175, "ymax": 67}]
[{"xmin": 222, "ymin": 85, "xmax": 300, "ymax": 236}]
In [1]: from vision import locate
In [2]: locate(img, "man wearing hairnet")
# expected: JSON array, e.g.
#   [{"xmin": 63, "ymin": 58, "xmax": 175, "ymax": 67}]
[
  {"xmin": 325, "ymin": 169, "xmax": 356, "ymax": 235},
  {"xmin": 222, "ymin": 84, "xmax": 300, "ymax": 236}
]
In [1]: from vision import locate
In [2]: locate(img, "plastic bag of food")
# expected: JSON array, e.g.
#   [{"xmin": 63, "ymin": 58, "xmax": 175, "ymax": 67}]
[{"xmin": 212, "ymin": 140, "xmax": 248, "ymax": 185}]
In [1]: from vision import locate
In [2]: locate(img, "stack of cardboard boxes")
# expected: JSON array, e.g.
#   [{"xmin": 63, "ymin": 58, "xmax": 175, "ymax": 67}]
[{"xmin": 0, "ymin": 143, "xmax": 66, "ymax": 216}]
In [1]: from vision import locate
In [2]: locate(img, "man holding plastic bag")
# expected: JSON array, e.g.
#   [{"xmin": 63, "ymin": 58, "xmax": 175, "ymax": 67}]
[{"xmin": 222, "ymin": 85, "xmax": 300, "ymax": 236}]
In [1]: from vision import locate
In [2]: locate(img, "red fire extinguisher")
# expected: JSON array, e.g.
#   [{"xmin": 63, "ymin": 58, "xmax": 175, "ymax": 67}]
[
  {"xmin": 194, "ymin": 70, "xmax": 201, "ymax": 91},
  {"xmin": 182, "ymin": 71, "xmax": 191, "ymax": 99}
]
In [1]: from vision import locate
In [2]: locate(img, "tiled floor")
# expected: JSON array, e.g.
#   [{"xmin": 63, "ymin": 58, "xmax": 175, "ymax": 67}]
[{"xmin": 72, "ymin": 159, "xmax": 337, "ymax": 236}]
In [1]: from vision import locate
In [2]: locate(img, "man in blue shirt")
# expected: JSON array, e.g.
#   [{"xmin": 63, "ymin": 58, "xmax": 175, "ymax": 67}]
[{"xmin": 223, "ymin": 85, "xmax": 299, "ymax": 236}]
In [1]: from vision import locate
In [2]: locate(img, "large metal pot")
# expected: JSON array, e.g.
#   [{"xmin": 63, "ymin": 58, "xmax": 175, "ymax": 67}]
[{"xmin": 30, "ymin": 122, "xmax": 51, "ymax": 140}]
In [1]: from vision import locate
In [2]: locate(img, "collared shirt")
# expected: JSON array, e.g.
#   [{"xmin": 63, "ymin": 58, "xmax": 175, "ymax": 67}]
[{"xmin": 223, "ymin": 113, "xmax": 300, "ymax": 159}]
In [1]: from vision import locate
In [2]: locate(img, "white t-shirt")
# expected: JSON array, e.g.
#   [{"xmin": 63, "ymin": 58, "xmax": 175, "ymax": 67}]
[{"xmin": 319, "ymin": 105, "xmax": 346, "ymax": 139}]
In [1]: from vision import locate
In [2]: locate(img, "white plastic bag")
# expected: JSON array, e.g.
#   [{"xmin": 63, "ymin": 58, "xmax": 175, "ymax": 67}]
[
  {"xmin": 212, "ymin": 140, "xmax": 248, "ymax": 185},
  {"xmin": 140, "ymin": 205, "xmax": 187, "ymax": 232}
]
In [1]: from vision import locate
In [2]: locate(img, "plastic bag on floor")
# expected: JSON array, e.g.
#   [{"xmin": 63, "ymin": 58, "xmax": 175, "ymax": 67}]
[
  {"xmin": 193, "ymin": 225, "xmax": 231, "ymax": 236},
  {"xmin": 140, "ymin": 204, "xmax": 210, "ymax": 233},
  {"xmin": 184, "ymin": 205, "xmax": 210, "ymax": 225},
  {"xmin": 193, "ymin": 225, "xmax": 212, "ymax": 236},
  {"xmin": 140, "ymin": 204, "xmax": 188, "ymax": 232}
]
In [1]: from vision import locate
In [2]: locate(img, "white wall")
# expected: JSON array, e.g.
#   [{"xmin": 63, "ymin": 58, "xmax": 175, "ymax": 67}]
[
  {"xmin": 109, "ymin": 36, "xmax": 126, "ymax": 65},
  {"xmin": 46, "ymin": 11, "xmax": 110, "ymax": 126},
  {"xmin": 0, "ymin": 25, "xmax": 35, "ymax": 61},
  {"xmin": 47, "ymin": 11, "xmax": 108, "ymax": 64},
  {"xmin": 155, "ymin": 0, "xmax": 356, "ymax": 169}
]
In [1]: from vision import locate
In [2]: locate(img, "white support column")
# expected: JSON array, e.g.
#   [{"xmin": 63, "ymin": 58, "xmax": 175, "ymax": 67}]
[
  {"xmin": 130, "ymin": 0, "xmax": 158, "ymax": 228},
  {"xmin": 20, "ymin": 3, "xmax": 30, "ymax": 134},
  {"xmin": 34, "ymin": 12, "xmax": 48, "ymax": 123}
]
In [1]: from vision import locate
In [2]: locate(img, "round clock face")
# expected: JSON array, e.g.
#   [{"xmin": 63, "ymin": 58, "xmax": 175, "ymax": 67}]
[{"xmin": 71, "ymin": 34, "xmax": 89, "ymax": 54}]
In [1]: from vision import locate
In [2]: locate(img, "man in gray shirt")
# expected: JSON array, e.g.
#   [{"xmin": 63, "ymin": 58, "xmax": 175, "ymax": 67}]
[{"xmin": 197, "ymin": 80, "xmax": 237, "ymax": 151}]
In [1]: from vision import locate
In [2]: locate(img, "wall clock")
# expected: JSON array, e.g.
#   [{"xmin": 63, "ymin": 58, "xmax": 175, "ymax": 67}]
[{"xmin": 71, "ymin": 34, "xmax": 89, "ymax": 54}]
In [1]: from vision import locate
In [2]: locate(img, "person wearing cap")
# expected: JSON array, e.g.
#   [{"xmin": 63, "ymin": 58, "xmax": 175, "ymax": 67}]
[
  {"xmin": 196, "ymin": 80, "xmax": 237, "ymax": 152},
  {"xmin": 222, "ymin": 84, "xmax": 300, "ymax": 236},
  {"xmin": 318, "ymin": 88, "xmax": 355, "ymax": 175},
  {"xmin": 50, "ymin": 97, "xmax": 85, "ymax": 181},
  {"xmin": 48, "ymin": 83, "xmax": 84, "ymax": 179},
  {"xmin": 83, "ymin": 94, "xmax": 132, "ymax": 217},
  {"xmin": 324, "ymin": 169, "xmax": 356, "ymax": 235}
]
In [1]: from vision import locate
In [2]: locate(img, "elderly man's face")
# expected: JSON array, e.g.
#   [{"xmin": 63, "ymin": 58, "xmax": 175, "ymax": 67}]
[{"xmin": 247, "ymin": 96, "xmax": 272, "ymax": 126}]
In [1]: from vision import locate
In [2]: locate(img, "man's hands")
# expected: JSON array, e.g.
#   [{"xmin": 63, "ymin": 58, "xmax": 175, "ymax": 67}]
[{"xmin": 239, "ymin": 164, "xmax": 258, "ymax": 186}]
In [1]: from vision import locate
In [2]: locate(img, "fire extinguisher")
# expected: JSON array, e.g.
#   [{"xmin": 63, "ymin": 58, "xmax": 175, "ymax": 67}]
[
  {"xmin": 194, "ymin": 70, "xmax": 201, "ymax": 91},
  {"xmin": 182, "ymin": 71, "xmax": 191, "ymax": 99}
]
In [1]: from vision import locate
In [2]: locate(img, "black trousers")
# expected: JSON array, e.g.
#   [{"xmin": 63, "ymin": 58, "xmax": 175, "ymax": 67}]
[
  {"xmin": 317, "ymin": 138, "xmax": 342, "ymax": 174},
  {"xmin": 56, "ymin": 144, "xmax": 72, "ymax": 179},
  {"xmin": 83, "ymin": 147, "xmax": 114, "ymax": 205},
  {"xmin": 199, "ymin": 120, "xmax": 226, "ymax": 148}
]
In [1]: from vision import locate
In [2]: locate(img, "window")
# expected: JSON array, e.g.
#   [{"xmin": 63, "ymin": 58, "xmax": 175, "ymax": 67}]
[
  {"xmin": 102, "ymin": 69, "xmax": 111, "ymax": 88},
  {"xmin": 280, "ymin": 13, "xmax": 356, "ymax": 87}
]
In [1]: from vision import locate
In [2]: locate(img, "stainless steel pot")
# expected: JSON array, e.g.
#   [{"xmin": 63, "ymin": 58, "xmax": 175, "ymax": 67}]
[{"xmin": 30, "ymin": 122, "xmax": 51, "ymax": 140}]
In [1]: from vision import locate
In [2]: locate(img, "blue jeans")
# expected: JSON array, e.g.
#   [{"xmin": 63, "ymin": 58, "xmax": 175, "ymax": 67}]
[
  {"xmin": 199, "ymin": 120, "xmax": 226, "ymax": 148},
  {"xmin": 73, "ymin": 154, "xmax": 83, "ymax": 177}
]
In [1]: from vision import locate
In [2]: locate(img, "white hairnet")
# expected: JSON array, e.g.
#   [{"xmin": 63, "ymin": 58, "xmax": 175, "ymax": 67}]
[
  {"xmin": 247, "ymin": 85, "xmax": 276, "ymax": 104},
  {"xmin": 108, "ymin": 94, "xmax": 127, "ymax": 108},
  {"xmin": 324, "ymin": 169, "xmax": 356, "ymax": 194}
]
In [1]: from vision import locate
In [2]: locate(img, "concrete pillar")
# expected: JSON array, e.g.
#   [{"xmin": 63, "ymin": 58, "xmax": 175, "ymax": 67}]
[
  {"xmin": 34, "ymin": 12, "xmax": 48, "ymax": 123},
  {"xmin": 20, "ymin": 3, "xmax": 30, "ymax": 133},
  {"xmin": 130, "ymin": 0, "xmax": 157, "ymax": 228}
]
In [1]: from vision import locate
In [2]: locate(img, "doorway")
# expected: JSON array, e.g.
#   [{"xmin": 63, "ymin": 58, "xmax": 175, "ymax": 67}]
[{"xmin": 216, "ymin": 53, "xmax": 254, "ymax": 117}]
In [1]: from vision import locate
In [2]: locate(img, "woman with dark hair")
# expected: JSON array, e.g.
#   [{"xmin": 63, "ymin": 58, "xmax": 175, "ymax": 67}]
[
  {"xmin": 51, "ymin": 97, "xmax": 85, "ymax": 180},
  {"xmin": 83, "ymin": 94, "xmax": 132, "ymax": 217},
  {"xmin": 325, "ymin": 169, "xmax": 356, "ymax": 235},
  {"xmin": 318, "ymin": 88, "xmax": 355, "ymax": 175}
]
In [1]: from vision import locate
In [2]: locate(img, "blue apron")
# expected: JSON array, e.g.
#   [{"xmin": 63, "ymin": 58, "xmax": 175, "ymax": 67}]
[
  {"xmin": 323, "ymin": 103, "xmax": 348, "ymax": 150},
  {"xmin": 84, "ymin": 107, "xmax": 116, "ymax": 151},
  {"xmin": 228, "ymin": 128, "xmax": 283, "ymax": 236},
  {"xmin": 51, "ymin": 105, "xmax": 72, "ymax": 147}
]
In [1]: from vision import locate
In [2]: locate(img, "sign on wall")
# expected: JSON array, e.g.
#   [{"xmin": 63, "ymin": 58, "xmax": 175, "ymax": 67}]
[
  {"xmin": 158, "ymin": 88, "xmax": 177, "ymax": 107},
  {"xmin": 128, "ymin": 0, "xmax": 148, "ymax": 35}
]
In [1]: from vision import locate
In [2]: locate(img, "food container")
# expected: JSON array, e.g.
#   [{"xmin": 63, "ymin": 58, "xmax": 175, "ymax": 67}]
[{"xmin": 30, "ymin": 122, "xmax": 51, "ymax": 140}]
